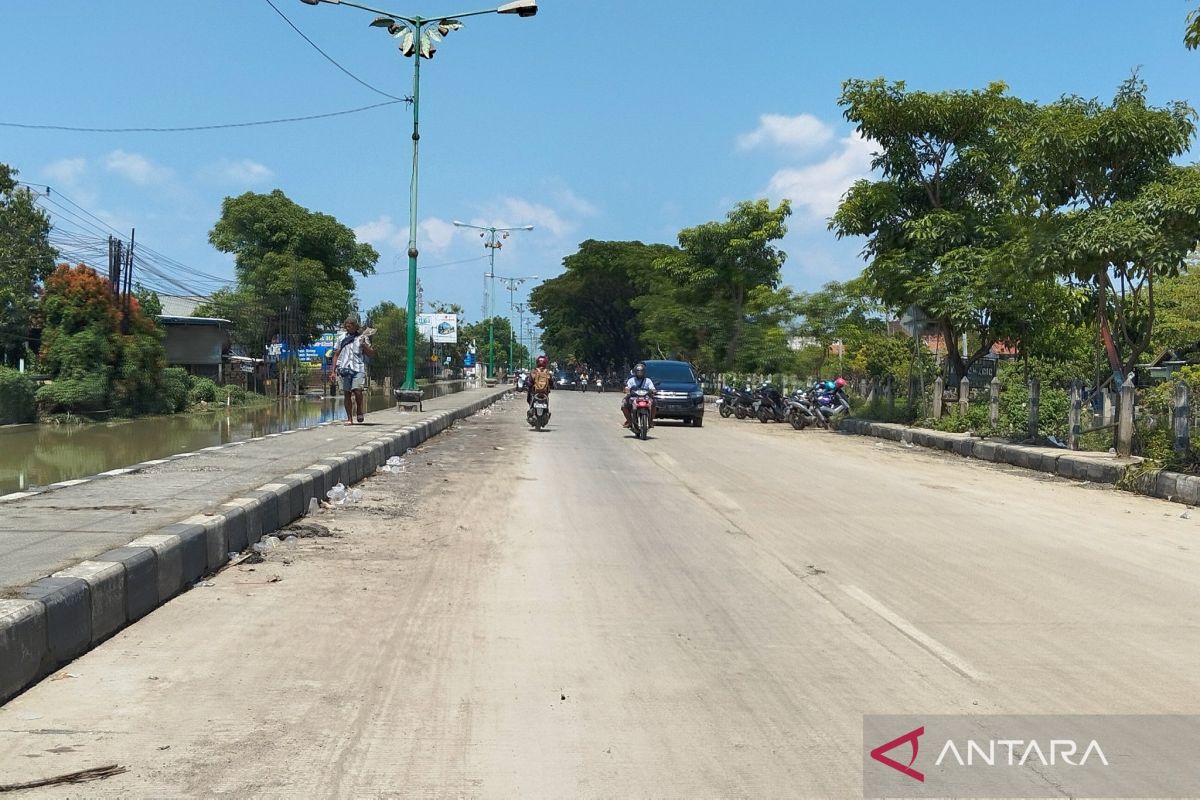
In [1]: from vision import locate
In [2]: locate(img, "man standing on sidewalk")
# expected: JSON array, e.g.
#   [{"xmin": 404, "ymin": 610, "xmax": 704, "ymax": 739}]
[{"xmin": 332, "ymin": 317, "xmax": 374, "ymax": 425}]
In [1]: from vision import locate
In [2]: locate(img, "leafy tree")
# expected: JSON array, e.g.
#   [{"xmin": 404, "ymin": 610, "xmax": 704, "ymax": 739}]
[
  {"xmin": 1188, "ymin": 5, "xmax": 1200, "ymax": 49},
  {"xmin": 0, "ymin": 164, "xmax": 56, "ymax": 365},
  {"xmin": 1018, "ymin": 76, "xmax": 1200, "ymax": 382},
  {"xmin": 831, "ymin": 78, "xmax": 1050, "ymax": 384},
  {"xmin": 530, "ymin": 240, "xmax": 676, "ymax": 370},
  {"xmin": 205, "ymin": 190, "xmax": 378, "ymax": 355},
  {"xmin": 133, "ymin": 284, "xmax": 163, "ymax": 321},
  {"xmin": 1152, "ymin": 258, "xmax": 1200, "ymax": 354},
  {"xmin": 639, "ymin": 199, "xmax": 791, "ymax": 371},
  {"xmin": 734, "ymin": 286, "xmax": 801, "ymax": 374},
  {"xmin": 364, "ymin": 301, "xmax": 407, "ymax": 382},
  {"xmin": 794, "ymin": 280, "xmax": 887, "ymax": 377}
]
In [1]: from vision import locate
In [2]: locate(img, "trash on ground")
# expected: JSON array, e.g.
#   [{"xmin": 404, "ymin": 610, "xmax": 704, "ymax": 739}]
[
  {"xmin": 194, "ymin": 580, "xmax": 215, "ymax": 588},
  {"xmin": 327, "ymin": 483, "xmax": 347, "ymax": 503},
  {"xmin": 305, "ymin": 497, "xmax": 320, "ymax": 516}
]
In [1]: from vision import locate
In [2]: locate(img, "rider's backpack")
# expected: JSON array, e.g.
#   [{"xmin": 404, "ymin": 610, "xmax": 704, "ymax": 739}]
[{"xmin": 531, "ymin": 369, "xmax": 552, "ymax": 393}]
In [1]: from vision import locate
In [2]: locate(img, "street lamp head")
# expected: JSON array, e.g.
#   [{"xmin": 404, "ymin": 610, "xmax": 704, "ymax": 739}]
[
  {"xmin": 299, "ymin": 0, "xmax": 322, "ymax": 4},
  {"xmin": 519, "ymin": 225, "xmax": 535, "ymax": 230},
  {"xmin": 496, "ymin": 0, "xmax": 537, "ymax": 16}
]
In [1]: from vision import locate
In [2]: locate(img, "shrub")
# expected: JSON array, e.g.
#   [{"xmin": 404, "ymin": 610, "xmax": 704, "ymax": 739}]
[
  {"xmin": 0, "ymin": 367, "xmax": 36, "ymax": 423},
  {"xmin": 35, "ymin": 373, "xmax": 109, "ymax": 414},
  {"xmin": 188, "ymin": 376, "xmax": 219, "ymax": 404},
  {"xmin": 161, "ymin": 367, "xmax": 190, "ymax": 413},
  {"xmin": 224, "ymin": 384, "xmax": 248, "ymax": 405}
]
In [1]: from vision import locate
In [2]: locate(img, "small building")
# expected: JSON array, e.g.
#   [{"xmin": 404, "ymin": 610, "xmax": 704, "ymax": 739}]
[{"xmin": 158, "ymin": 316, "xmax": 231, "ymax": 381}]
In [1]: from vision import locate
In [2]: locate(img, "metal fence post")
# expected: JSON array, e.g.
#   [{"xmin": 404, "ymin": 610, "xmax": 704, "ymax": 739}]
[
  {"xmin": 1068, "ymin": 381, "xmax": 1082, "ymax": 451},
  {"xmin": 989, "ymin": 376, "xmax": 1000, "ymax": 427},
  {"xmin": 1117, "ymin": 375, "xmax": 1135, "ymax": 458},
  {"xmin": 959, "ymin": 376, "xmax": 970, "ymax": 418},
  {"xmin": 1027, "ymin": 378, "xmax": 1040, "ymax": 441},
  {"xmin": 1174, "ymin": 381, "xmax": 1191, "ymax": 456},
  {"xmin": 932, "ymin": 377, "xmax": 944, "ymax": 420}
]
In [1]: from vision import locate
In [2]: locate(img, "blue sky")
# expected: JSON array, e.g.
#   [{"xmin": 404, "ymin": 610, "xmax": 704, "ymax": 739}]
[{"xmin": 3, "ymin": 1, "xmax": 1197, "ymax": 331}]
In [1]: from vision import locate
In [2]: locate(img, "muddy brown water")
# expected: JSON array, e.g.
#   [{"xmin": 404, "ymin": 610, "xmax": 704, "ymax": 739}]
[{"xmin": 0, "ymin": 392, "xmax": 396, "ymax": 495}]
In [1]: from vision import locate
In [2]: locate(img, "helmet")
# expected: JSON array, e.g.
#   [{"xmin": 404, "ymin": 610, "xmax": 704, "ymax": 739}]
[
  {"xmin": 633, "ymin": 362, "xmax": 646, "ymax": 378},
  {"xmin": 824, "ymin": 380, "xmax": 836, "ymax": 391},
  {"xmin": 536, "ymin": 355, "xmax": 548, "ymax": 368},
  {"xmin": 834, "ymin": 377, "xmax": 847, "ymax": 389}
]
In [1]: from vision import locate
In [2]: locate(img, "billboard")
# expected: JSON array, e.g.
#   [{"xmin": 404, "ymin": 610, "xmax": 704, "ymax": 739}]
[{"xmin": 417, "ymin": 313, "xmax": 458, "ymax": 343}]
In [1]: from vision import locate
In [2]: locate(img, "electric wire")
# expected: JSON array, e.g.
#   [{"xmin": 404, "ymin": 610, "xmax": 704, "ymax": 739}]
[
  {"xmin": 261, "ymin": 0, "xmax": 408, "ymax": 103},
  {"xmin": 0, "ymin": 100, "xmax": 404, "ymax": 133}
]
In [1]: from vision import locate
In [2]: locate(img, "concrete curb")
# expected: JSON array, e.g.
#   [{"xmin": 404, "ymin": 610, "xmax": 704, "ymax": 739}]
[
  {"xmin": 0, "ymin": 388, "xmax": 510, "ymax": 705},
  {"xmin": 838, "ymin": 417, "xmax": 1200, "ymax": 507}
]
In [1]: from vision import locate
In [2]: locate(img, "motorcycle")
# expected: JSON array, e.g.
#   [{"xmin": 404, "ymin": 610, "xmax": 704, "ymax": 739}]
[
  {"xmin": 786, "ymin": 388, "xmax": 821, "ymax": 430},
  {"xmin": 717, "ymin": 385, "xmax": 737, "ymax": 418},
  {"xmin": 812, "ymin": 385, "xmax": 851, "ymax": 428},
  {"xmin": 527, "ymin": 392, "xmax": 551, "ymax": 430},
  {"xmin": 629, "ymin": 389, "xmax": 653, "ymax": 440},
  {"xmin": 725, "ymin": 385, "xmax": 756, "ymax": 419},
  {"xmin": 755, "ymin": 383, "xmax": 790, "ymax": 423}
]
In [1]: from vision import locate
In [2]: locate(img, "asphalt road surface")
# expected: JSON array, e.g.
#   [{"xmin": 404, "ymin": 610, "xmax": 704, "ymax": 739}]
[{"xmin": 1, "ymin": 390, "xmax": 1197, "ymax": 798}]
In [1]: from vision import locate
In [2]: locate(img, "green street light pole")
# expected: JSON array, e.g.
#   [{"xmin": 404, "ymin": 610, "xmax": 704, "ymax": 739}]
[
  {"xmin": 299, "ymin": 0, "xmax": 537, "ymax": 392},
  {"xmin": 451, "ymin": 221, "xmax": 533, "ymax": 379},
  {"xmin": 497, "ymin": 275, "xmax": 537, "ymax": 371}
]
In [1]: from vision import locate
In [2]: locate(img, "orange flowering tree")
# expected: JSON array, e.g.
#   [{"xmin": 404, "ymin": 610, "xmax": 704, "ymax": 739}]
[{"xmin": 36, "ymin": 263, "xmax": 167, "ymax": 415}]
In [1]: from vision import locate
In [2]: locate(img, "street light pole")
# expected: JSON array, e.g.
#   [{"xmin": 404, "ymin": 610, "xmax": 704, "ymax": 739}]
[
  {"xmin": 451, "ymin": 221, "xmax": 533, "ymax": 379},
  {"xmin": 299, "ymin": 0, "xmax": 537, "ymax": 392},
  {"xmin": 496, "ymin": 275, "xmax": 537, "ymax": 371}
]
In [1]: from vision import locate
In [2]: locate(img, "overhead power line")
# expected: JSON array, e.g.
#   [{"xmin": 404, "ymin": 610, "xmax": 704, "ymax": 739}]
[
  {"xmin": 0, "ymin": 99, "xmax": 404, "ymax": 133},
  {"xmin": 262, "ymin": 0, "xmax": 408, "ymax": 103}
]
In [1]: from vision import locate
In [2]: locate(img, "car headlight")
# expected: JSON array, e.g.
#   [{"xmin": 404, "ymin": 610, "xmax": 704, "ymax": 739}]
[{"xmin": 689, "ymin": 390, "xmax": 704, "ymax": 399}]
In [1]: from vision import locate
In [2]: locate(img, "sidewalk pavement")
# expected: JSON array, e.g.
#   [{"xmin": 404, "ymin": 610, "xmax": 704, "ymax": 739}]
[{"xmin": 0, "ymin": 386, "xmax": 510, "ymax": 704}]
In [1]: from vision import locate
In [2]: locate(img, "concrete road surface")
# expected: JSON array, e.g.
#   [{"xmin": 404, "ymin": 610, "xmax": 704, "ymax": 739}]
[{"xmin": 1, "ymin": 391, "xmax": 1197, "ymax": 798}]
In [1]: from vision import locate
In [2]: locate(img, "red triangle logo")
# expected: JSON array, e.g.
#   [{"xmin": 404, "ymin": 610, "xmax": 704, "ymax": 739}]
[{"xmin": 870, "ymin": 726, "xmax": 925, "ymax": 782}]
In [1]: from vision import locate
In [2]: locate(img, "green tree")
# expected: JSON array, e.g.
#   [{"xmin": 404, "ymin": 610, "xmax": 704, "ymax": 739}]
[
  {"xmin": 530, "ymin": 240, "xmax": 677, "ymax": 370},
  {"xmin": 204, "ymin": 190, "xmax": 378, "ymax": 355},
  {"xmin": 0, "ymin": 164, "xmax": 57, "ymax": 365},
  {"xmin": 638, "ymin": 199, "xmax": 791, "ymax": 371},
  {"xmin": 1150, "ymin": 258, "xmax": 1200, "ymax": 354},
  {"xmin": 793, "ymin": 280, "xmax": 887, "ymax": 377},
  {"xmin": 1187, "ymin": 5, "xmax": 1200, "ymax": 49},
  {"xmin": 364, "ymin": 301, "xmax": 407, "ymax": 383},
  {"xmin": 1018, "ymin": 76, "xmax": 1200, "ymax": 382},
  {"xmin": 831, "ymin": 79, "xmax": 1050, "ymax": 384}
]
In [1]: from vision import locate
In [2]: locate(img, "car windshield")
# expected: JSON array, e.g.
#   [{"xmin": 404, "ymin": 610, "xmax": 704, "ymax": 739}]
[{"xmin": 645, "ymin": 362, "xmax": 696, "ymax": 383}]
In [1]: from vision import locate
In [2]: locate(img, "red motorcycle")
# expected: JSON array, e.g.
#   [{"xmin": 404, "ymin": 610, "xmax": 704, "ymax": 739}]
[{"xmin": 630, "ymin": 389, "xmax": 653, "ymax": 440}]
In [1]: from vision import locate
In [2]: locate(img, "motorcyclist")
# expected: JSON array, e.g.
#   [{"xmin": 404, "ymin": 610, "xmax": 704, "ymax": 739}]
[
  {"xmin": 527, "ymin": 355, "xmax": 554, "ymax": 406},
  {"xmin": 621, "ymin": 361, "xmax": 656, "ymax": 428}
]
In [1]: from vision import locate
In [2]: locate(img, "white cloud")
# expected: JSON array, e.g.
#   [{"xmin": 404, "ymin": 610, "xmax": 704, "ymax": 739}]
[
  {"xmin": 765, "ymin": 131, "xmax": 875, "ymax": 222},
  {"xmin": 204, "ymin": 158, "xmax": 274, "ymax": 185},
  {"xmin": 43, "ymin": 157, "xmax": 87, "ymax": 185},
  {"xmin": 354, "ymin": 214, "xmax": 455, "ymax": 255},
  {"xmin": 737, "ymin": 113, "xmax": 835, "ymax": 153},
  {"xmin": 475, "ymin": 197, "xmax": 572, "ymax": 239},
  {"xmin": 104, "ymin": 150, "xmax": 172, "ymax": 185}
]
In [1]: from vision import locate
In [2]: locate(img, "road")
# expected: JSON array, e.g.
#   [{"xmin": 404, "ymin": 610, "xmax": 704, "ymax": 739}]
[{"xmin": 1, "ymin": 390, "xmax": 1198, "ymax": 797}]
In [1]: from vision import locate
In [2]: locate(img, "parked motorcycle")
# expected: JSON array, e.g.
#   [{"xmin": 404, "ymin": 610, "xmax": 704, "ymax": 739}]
[
  {"xmin": 717, "ymin": 385, "xmax": 738, "ymax": 418},
  {"xmin": 786, "ymin": 389, "xmax": 821, "ymax": 430},
  {"xmin": 755, "ymin": 383, "xmax": 790, "ymax": 423},
  {"xmin": 629, "ymin": 389, "xmax": 653, "ymax": 440},
  {"xmin": 527, "ymin": 392, "xmax": 551, "ymax": 430}
]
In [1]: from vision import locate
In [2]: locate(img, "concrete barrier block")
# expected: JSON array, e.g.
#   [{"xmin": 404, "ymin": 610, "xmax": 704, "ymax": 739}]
[
  {"xmin": 219, "ymin": 501, "xmax": 251, "ymax": 553},
  {"xmin": 52, "ymin": 561, "xmax": 124, "ymax": 645},
  {"xmin": 159, "ymin": 523, "xmax": 208, "ymax": 584},
  {"xmin": 18, "ymin": 577, "xmax": 90, "ymax": 666},
  {"xmin": 94, "ymin": 546, "xmax": 157, "ymax": 621},
  {"xmin": 181, "ymin": 514, "xmax": 230, "ymax": 573},
  {"xmin": 302, "ymin": 466, "xmax": 331, "ymax": 509},
  {"xmin": 1154, "ymin": 471, "xmax": 1179, "ymax": 501},
  {"xmin": 954, "ymin": 439, "xmax": 975, "ymax": 457},
  {"xmin": 0, "ymin": 599, "xmax": 47, "ymax": 704},
  {"xmin": 128, "ymin": 534, "xmax": 184, "ymax": 603},
  {"xmin": 249, "ymin": 486, "xmax": 282, "ymax": 534},
  {"xmin": 1178, "ymin": 475, "xmax": 1200, "ymax": 505},
  {"xmin": 973, "ymin": 441, "xmax": 998, "ymax": 461},
  {"xmin": 279, "ymin": 474, "xmax": 310, "ymax": 523}
]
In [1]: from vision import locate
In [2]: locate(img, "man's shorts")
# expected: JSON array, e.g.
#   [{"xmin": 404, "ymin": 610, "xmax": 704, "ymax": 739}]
[{"xmin": 340, "ymin": 370, "xmax": 366, "ymax": 392}]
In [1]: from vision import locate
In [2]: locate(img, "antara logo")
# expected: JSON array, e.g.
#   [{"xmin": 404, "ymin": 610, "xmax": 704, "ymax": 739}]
[{"xmin": 870, "ymin": 726, "xmax": 925, "ymax": 782}]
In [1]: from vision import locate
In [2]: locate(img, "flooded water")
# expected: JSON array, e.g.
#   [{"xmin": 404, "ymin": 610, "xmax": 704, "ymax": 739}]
[{"xmin": 0, "ymin": 392, "xmax": 395, "ymax": 495}]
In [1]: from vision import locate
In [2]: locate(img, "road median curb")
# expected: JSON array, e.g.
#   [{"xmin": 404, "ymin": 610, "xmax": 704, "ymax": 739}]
[
  {"xmin": 839, "ymin": 417, "xmax": 1197, "ymax": 508},
  {"xmin": 0, "ymin": 387, "xmax": 511, "ymax": 705}
]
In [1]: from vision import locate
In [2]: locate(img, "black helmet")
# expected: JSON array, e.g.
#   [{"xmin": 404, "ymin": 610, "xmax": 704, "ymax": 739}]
[{"xmin": 633, "ymin": 362, "xmax": 646, "ymax": 378}]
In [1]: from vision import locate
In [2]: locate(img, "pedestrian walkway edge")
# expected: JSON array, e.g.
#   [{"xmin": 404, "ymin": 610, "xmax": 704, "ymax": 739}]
[{"xmin": 0, "ymin": 387, "xmax": 512, "ymax": 706}]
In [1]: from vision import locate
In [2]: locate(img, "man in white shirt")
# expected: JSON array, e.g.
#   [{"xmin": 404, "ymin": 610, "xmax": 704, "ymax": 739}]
[
  {"xmin": 621, "ymin": 361, "xmax": 656, "ymax": 428},
  {"xmin": 331, "ymin": 317, "xmax": 374, "ymax": 425}
]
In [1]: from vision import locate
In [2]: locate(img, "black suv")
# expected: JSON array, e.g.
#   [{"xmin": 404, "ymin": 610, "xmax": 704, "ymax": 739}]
[{"xmin": 642, "ymin": 360, "xmax": 705, "ymax": 427}]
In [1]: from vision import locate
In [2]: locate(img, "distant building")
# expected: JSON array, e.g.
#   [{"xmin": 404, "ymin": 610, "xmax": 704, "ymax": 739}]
[
  {"xmin": 157, "ymin": 294, "xmax": 209, "ymax": 318},
  {"xmin": 158, "ymin": 316, "xmax": 230, "ymax": 381}
]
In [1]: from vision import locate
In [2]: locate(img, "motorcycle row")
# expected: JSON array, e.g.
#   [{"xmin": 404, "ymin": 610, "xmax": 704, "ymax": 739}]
[{"xmin": 717, "ymin": 378, "xmax": 851, "ymax": 430}]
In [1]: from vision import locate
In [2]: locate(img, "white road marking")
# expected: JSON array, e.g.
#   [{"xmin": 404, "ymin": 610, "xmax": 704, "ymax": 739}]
[
  {"xmin": 98, "ymin": 468, "xmax": 136, "ymax": 476},
  {"xmin": 49, "ymin": 479, "xmax": 90, "ymax": 488},
  {"xmin": 840, "ymin": 584, "xmax": 984, "ymax": 681}
]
